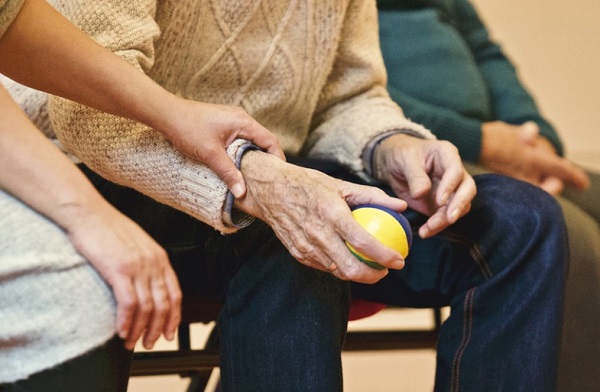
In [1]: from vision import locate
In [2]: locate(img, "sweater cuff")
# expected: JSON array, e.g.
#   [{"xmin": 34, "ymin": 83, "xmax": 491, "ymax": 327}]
[
  {"xmin": 362, "ymin": 128, "xmax": 433, "ymax": 178},
  {"xmin": 222, "ymin": 141, "xmax": 261, "ymax": 229}
]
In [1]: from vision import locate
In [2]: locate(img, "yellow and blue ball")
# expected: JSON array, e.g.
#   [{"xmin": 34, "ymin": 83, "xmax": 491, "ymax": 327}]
[{"xmin": 347, "ymin": 204, "xmax": 412, "ymax": 270}]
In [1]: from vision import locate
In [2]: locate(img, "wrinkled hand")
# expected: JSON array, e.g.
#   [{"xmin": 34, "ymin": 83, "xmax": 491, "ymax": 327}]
[
  {"xmin": 161, "ymin": 99, "xmax": 285, "ymax": 198},
  {"xmin": 63, "ymin": 202, "xmax": 182, "ymax": 351},
  {"xmin": 481, "ymin": 121, "xmax": 590, "ymax": 195},
  {"xmin": 373, "ymin": 134, "xmax": 476, "ymax": 238},
  {"xmin": 234, "ymin": 151, "xmax": 407, "ymax": 283}
]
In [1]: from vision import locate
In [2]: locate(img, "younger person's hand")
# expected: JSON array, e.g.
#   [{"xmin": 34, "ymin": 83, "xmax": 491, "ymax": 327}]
[
  {"xmin": 62, "ymin": 200, "xmax": 182, "ymax": 351},
  {"xmin": 159, "ymin": 99, "xmax": 285, "ymax": 198},
  {"xmin": 481, "ymin": 121, "xmax": 589, "ymax": 195}
]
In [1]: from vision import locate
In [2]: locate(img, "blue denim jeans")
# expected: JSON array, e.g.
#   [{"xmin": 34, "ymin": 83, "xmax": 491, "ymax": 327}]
[
  {"xmin": 81, "ymin": 160, "xmax": 567, "ymax": 392},
  {"xmin": 352, "ymin": 175, "xmax": 568, "ymax": 391}
]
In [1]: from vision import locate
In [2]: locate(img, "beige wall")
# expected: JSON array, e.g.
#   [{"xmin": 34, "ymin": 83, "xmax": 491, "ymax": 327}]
[{"xmin": 470, "ymin": 0, "xmax": 600, "ymax": 168}]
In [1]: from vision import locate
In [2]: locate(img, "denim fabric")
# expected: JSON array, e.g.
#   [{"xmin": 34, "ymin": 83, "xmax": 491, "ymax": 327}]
[
  {"xmin": 79, "ymin": 162, "xmax": 567, "ymax": 392},
  {"xmin": 352, "ymin": 174, "xmax": 568, "ymax": 391},
  {"xmin": 79, "ymin": 164, "xmax": 349, "ymax": 392}
]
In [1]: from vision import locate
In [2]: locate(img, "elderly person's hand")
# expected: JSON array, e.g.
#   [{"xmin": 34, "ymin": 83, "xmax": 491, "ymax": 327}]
[
  {"xmin": 373, "ymin": 134, "xmax": 477, "ymax": 239},
  {"xmin": 234, "ymin": 151, "xmax": 407, "ymax": 283},
  {"xmin": 62, "ymin": 200, "xmax": 182, "ymax": 351},
  {"xmin": 481, "ymin": 121, "xmax": 589, "ymax": 195}
]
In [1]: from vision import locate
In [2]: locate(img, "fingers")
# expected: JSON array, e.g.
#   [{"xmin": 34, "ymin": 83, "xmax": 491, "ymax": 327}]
[
  {"xmin": 519, "ymin": 121, "xmax": 540, "ymax": 144},
  {"xmin": 540, "ymin": 156, "xmax": 590, "ymax": 191},
  {"xmin": 109, "ymin": 248, "xmax": 180, "ymax": 351},
  {"xmin": 342, "ymin": 180, "xmax": 407, "ymax": 212},
  {"xmin": 121, "ymin": 270, "xmax": 177, "ymax": 351},
  {"xmin": 111, "ymin": 277, "xmax": 137, "ymax": 343},
  {"xmin": 142, "ymin": 278, "xmax": 170, "ymax": 349},
  {"xmin": 539, "ymin": 176, "xmax": 565, "ymax": 196},
  {"xmin": 442, "ymin": 171, "xmax": 476, "ymax": 224},
  {"xmin": 342, "ymin": 217, "xmax": 406, "ymax": 271},
  {"xmin": 125, "ymin": 277, "xmax": 152, "ymax": 350},
  {"xmin": 206, "ymin": 151, "xmax": 248, "ymax": 198},
  {"xmin": 238, "ymin": 121, "xmax": 285, "ymax": 161},
  {"xmin": 418, "ymin": 205, "xmax": 449, "ymax": 238},
  {"xmin": 162, "ymin": 267, "xmax": 182, "ymax": 340}
]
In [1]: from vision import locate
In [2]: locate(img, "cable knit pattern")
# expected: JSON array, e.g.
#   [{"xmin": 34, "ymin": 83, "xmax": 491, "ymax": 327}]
[
  {"xmin": 0, "ymin": 0, "xmax": 24, "ymax": 39},
  {"xmin": 0, "ymin": 192, "xmax": 116, "ymax": 383},
  {"xmin": 11, "ymin": 0, "xmax": 432, "ymax": 234}
]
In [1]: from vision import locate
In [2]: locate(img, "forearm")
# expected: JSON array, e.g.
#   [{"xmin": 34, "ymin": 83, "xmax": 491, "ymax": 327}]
[
  {"xmin": 0, "ymin": 87, "xmax": 110, "ymax": 231},
  {"xmin": 0, "ymin": 0, "xmax": 179, "ymax": 136},
  {"xmin": 50, "ymin": 95, "xmax": 247, "ymax": 233}
]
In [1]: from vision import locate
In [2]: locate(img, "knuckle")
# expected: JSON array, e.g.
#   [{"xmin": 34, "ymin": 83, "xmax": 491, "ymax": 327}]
[
  {"xmin": 171, "ymin": 290, "xmax": 183, "ymax": 306},
  {"xmin": 120, "ymin": 297, "xmax": 137, "ymax": 311},
  {"xmin": 138, "ymin": 299, "xmax": 153, "ymax": 314}
]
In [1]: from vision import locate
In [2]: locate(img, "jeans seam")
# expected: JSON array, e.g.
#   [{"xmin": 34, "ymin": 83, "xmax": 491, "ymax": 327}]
[
  {"xmin": 451, "ymin": 287, "xmax": 476, "ymax": 392},
  {"xmin": 443, "ymin": 231, "xmax": 494, "ymax": 280}
]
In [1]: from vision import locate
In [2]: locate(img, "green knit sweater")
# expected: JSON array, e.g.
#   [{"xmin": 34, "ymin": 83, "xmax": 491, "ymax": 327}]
[{"xmin": 377, "ymin": 0, "xmax": 563, "ymax": 163}]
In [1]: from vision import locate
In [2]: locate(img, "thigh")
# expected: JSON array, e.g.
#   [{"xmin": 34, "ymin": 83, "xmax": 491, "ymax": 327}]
[{"xmin": 0, "ymin": 336, "xmax": 131, "ymax": 392}]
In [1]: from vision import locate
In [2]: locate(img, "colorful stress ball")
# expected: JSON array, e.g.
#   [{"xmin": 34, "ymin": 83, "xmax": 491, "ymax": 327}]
[{"xmin": 347, "ymin": 204, "xmax": 412, "ymax": 270}]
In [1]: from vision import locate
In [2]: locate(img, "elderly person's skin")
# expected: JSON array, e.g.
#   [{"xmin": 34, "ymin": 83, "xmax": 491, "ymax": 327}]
[
  {"xmin": 0, "ymin": 0, "xmax": 285, "ymax": 350},
  {"xmin": 481, "ymin": 121, "xmax": 590, "ymax": 195},
  {"xmin": 236, "ymin": 134, "xmax": 476, "ymax": 284}
]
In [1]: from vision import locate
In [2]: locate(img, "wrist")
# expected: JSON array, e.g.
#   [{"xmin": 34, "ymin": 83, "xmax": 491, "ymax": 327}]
[{"xmin": 52, "ymin": 192, "xmax": 111, "ymax": 235}]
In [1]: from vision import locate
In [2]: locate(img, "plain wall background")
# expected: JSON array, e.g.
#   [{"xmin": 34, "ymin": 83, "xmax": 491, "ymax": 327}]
[{"xmin": 470, "ymin": 0, "xmax": 600, "ymax": 168}]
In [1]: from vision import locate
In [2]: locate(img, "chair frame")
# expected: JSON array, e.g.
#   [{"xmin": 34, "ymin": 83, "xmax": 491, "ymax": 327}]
[{"xmin": 131, "ymin": 306, "xmax": 442, "ymax": 391}]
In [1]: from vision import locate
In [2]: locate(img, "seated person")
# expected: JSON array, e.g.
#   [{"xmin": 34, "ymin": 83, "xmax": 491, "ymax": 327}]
[
  {"xmin": 4, "ymin": 0, "xmax": 570, "ymax": 390},
  {"xmin": 0, "ymin": 0, "xmax": 281, "ymax": 389},
  {"xmin": 376, "ymin": 0, "xmax": 600, "ymax": 390}
]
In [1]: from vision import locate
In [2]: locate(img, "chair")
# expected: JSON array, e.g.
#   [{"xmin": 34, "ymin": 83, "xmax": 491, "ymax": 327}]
[{"xmin": 130, "ymin": 297, "xmax": 442, "ymax": 392}]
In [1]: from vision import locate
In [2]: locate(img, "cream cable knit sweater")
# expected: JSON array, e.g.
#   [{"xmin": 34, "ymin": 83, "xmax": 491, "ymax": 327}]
[
  {"xmin": 33, "ymin": 0, "xmax": 433, "ymax": 234},
  {"xmin": 0, "ymin": 0, "xmax": 23, "ymax": 38}
]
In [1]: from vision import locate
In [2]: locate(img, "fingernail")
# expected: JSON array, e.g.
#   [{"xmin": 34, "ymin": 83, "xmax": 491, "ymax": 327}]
[
  {"xmin": 231, "ymin": 183, "xmax": 244, "ymax": 198},
  {"xmin": 393, "ymin": 259, "xmax": 405, "ymax": 269},
  {"xmin": 440, "ymin": 192, "xmax": 449, "ymax": 205},
  {"xmin": 450, "ymin": 208, "xmax": 460, "ymax": 222}
]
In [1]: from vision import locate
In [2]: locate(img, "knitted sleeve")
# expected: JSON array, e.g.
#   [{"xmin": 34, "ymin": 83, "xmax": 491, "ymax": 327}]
[
  {"xmin": 303, "ymin": 0, "xmax": 434, "ymax": 180},
  {"xmin": 455, "ymin": 0, "xmax": 564, "ymax": 156},
  {"xmin": 46, "ymin": 0, "xmax": 246, "ymax": 233},
  {"xmin": 0, "ymin": 0, "xmax": 24, "ymax": 39},
  {"xmin": 386, "ymin": 84, "xmax": 484, "ymax": 163}
]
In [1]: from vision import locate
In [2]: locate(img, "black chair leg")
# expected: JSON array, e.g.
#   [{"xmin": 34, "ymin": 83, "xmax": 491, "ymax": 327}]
[{"xmin": 185, "ymin": 324, "xmax": 220, "ymax": 392}]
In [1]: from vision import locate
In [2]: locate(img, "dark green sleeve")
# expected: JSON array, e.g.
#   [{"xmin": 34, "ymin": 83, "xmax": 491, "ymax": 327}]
[
  {"xmin": 387, "ymin": 84, "xmax": 483, "ymax": 162},
  {"xmin": 453, "ymin": 0, "xmax": 564, "ymax": 156}
]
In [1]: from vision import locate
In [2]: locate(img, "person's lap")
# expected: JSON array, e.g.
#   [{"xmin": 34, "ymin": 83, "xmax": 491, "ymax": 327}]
[{"xmin": 77, "ymin": 161, "xmax": 567, "ymax": 391}]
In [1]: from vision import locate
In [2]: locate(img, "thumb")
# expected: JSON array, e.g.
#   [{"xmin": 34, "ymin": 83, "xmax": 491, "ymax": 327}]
[
  {"xmin": 209, "ymin": 153, "xmax": 247, "ymax": 198},
  {"xmin": 519, "ymin": 121, "xmax": 539, "ymax": 145}
]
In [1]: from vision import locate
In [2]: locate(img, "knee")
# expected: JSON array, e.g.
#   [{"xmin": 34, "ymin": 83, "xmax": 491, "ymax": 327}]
[{"xmin": 473, "ymin": 174, "xmax": 566, "ymax": 237}]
